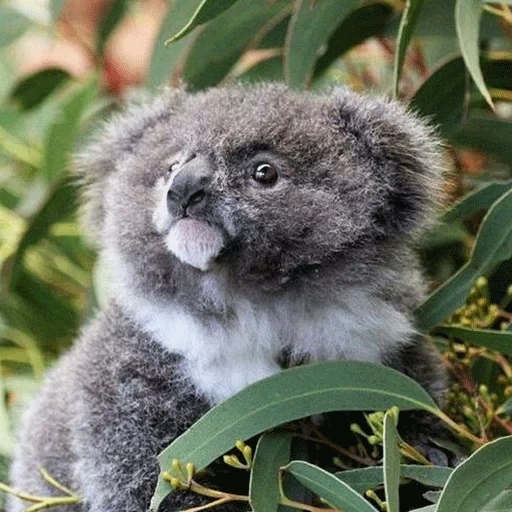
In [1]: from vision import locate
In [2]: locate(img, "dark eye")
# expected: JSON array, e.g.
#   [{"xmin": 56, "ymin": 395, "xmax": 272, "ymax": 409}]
[{"xmin": 252, "ymin": 163, "xmax": 278, "ymax": 186}]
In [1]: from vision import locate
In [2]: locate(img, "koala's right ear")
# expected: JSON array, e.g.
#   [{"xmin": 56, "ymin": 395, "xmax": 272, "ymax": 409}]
[{"xmin": 74, "ymin": 88, "xmax": 186, "ymax": 243}]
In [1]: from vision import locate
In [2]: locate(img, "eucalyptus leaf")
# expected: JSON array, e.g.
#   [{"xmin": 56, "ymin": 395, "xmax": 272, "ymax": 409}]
[
  {"xmin": 416, "ymin": 187, "xmax": 512, "ymax": 331},
  {"xmin": 335, "ymin": 465, "xmax": 453, "ymax": 494},
  {"xmin": 435, "ymin": 326, "xmax": 512, "ymax": 356},
  {"xmin": 436, "ymin": 436, "xmax": 512, "ymax": 512},
  {"xmin": 97, "ymin": 0, "xmax": 130, "ymax": 55},
  {"xmin": 442, "ymin": 180, "xmax": 512, "ymax": 223},
  {"xmin": 3, "ymin": 178, "xmax": 79, "ymax": 290},
  {"xmin": 182, "ymin": 0, "xmax": 287, "ymax": 90},
  {"xmin": 481, "ymin": 490, "xmax": 512, "ymax": 511},
  {"xmin": 455, "ymin": 0, "xmax": 493, "ymax": 108},
  {"xmin": 285, "ymin": 461, "xmax": 378, "ymax": 512},
  {"xmin": 9, "ymin": 68, "xmax": 70, "ymax": 111},
  {"xmin": 0, "ymin": 372, "xmax": 14, "ymax": 458},
  {"xmin": 285, "ymin": 0, "xmax": 358, "ymax": 89},
  {"xmin": 0, "ymin": 6, "xmax": 30, "ymax": 48},
  {"xmin": 249, "ymin": 432, "xmax": 292, "ymax": 512},
  {"xmin": 151, "ymin": 361, "xmax": 438, "ymax": 510},
  {"xmin": 164, "ymin": 0, "xmax": 240, "ymax": 44},
  {"xmin": 50, "ymin": 0, "xmax": 67, "ymax": 21},
  {"xmin": 383, "ymin": 412, "xmax": 400, "ymax": 512},
  {"xmin": 314, "ymin": 3, "xmax": 395, "ymax": 79},
  {"xmin": 42, "ymin": 80, "xmax": 97, "ymax": 183},
  {"xmin": 146, "ymin": 0, "xmax": 196, "ymax": 89},
  {"xmin": 393, "ymin": 0, "xmax": 426, "ymax": 97}
]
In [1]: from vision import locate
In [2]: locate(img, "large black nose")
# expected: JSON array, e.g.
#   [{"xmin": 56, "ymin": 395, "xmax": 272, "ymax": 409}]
[{"xmin": 167, "ymin": 154, "xmax": 213, "ymax": 215}]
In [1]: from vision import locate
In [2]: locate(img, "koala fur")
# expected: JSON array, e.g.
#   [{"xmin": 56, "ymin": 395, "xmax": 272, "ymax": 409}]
[{"xmin": 8, "ymin": 84, "xmax": 448, "ymax": 512}]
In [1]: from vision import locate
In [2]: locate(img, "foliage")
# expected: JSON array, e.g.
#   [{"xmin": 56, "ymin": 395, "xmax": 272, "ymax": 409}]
[{"xmin": 0, "ymin": 0, "xmax": 511, "ymax": 511}]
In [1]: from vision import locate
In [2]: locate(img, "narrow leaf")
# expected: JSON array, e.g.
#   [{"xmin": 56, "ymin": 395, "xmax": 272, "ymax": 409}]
[
  {"xmin": 42, "ymin": 80, "xmax": 97, "ymax": 182},
  {"xmin": 416, "ymin": 187, "xmax": 512, "ymax": 330},
  {"xmin": 182, "ymin": 0, "xmax": 287, "ymax": 90},
  {"xmin": 146, "ymin": 0, "xmax": 197, "ymax": 89},
  {"xmin": 410, "ymin": 56, "xmax": 467, "ymax": 136},
  {"xmin": 436, "ymin": 436, "xmax": 512, "ymax": 512},
  {"xmin": 97, "ymin": 0, "xmax": 130, "ymax": 55},
  {"xmin": 0, "ymin": 372, "xmax": 14, "ymax": 457},
  {"xmin": 393, "ymin": 0, "xmax": 426, "ymax": 97},
  {"xmin": 165, "ymin": 0, "xmax": 239, "ymax": 44},
  {"xmin": 285, "ymin": 0, "xmax": 358, "ymax": 89},
  {"xmin": 9, "ymin": 68, "xmax": 70, "ymax": 111},
  {"xmin": 435, "ymin": 326, "xmax": 512, "ymax": 356},
  {"xmin": 442, "ymin": 180, "xmax": 512, "ymax": 223},
  {"xmin": 455, "ymin": 0, "xmax": 494, "ymax": 108},
  {"xmin": 481, "ymin": 490, "xmax": 512, "ymax": 511},
  {"xmin": 0, "ymin": 6, "xmax": 30, "ymax": 47},
  {"xmin": 151, "ymin": 361, "xmax": 438, "ymax": 510},
  {"xmin": 383, "ymin": 412, "xmax": 400, "ymax": 512},
  {"xmin": 335, "ymin": 465, "xmax": 453, "ymax": 494},
  {"xmin": 285, "ymin": 461, "xmax": 378, "ymax": 512},
  {"xmin": 2, "ymin": 179, "xmax": 78, "ymax": 290},
  {"xmin": 50, "ymin": 0, "xmax": 67, "ymax": 21},
  {"xmin": 314, "ymin": 4, "xmax": 394, "ymax": 79},
  {"xmin": 249, "ymin": 432, "xmax": 292, "ymax": 512}
]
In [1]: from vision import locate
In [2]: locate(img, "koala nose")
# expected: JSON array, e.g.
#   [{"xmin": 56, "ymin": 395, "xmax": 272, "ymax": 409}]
[{"xmin": 167, "ymin": 154, "xmax": 213, "ymax": 215}]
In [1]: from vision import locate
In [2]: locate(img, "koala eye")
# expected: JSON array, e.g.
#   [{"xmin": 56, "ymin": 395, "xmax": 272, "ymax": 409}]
[
  {"xmin": 168, "ymin": 161, "xmax": 180, "ymax": 175},
  {"xmin": 252, "ymin": 163, "xmax": 278, "ymax": 186}
]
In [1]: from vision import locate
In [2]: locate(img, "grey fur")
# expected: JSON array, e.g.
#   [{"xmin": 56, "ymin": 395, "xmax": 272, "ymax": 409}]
[{"xmin": 8, "ymin": 84, "xmax": 447, "ymax": 512}]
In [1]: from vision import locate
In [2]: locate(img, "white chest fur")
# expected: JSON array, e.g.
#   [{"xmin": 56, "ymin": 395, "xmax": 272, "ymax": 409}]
[{"xmin": 119, "ymin": 285, "xmax": 414, "ymax": 404}]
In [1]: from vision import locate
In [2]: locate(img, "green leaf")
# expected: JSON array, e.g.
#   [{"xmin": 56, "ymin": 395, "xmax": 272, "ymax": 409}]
[
  {"xmin": 481, "ymin": 490, "xmax": 512, "ymax": 511},
  {"xmin": 182, "ymin": 0, "xmax": 287, "ymax": 90},
  {"xmin": 410, "ymin": 56, "xmax": 467, "ymax": 136},
  {"xmin": 285, "ymin": 0, "xmax": 359, "ymax": 89},
  {"xmin": 50, "ymin": 0, "xmax": 67, "ymax": 21},
  {"xmin": 442, "ymin": 180, "xmax": 512, "ymax": 223},
  {"xmin": 393, "ymin": 0, "xmax": 426, "ymax": 98},
  {"xmin": 42, "ymin": 80, "xmax": 97, "ymax": 183},
  {"xmin": 455, "ymin": 0, "xmax": 493, "ymax": 109},
  {"xmin": 314, "ymin": 3, "xmax": 395, "ymax": 79},
  {"xmin": 164, "ymin": 0, "xmax": 240, "ymax": 44},
  {"xmin": 9, "ymin": 68, "xmax": 71, "ymax": 111},
  {"xmin": 2, "ymin": 178, "xmax": 78, "ymax": 290},
  {"xmin": 284, "ymin": 461, "xmax": 378, "ymax": 512},
  {"xmin": 452, "ymin": 114, "xmax": 512, "ymax": 165},
  {"xmin": 237, "ymin": 57, "xmax": 284, "ymax": 84},
  {"xmin": 411, "ymin": 507, "xmax": 436, "ymax": 512},
  {"xmin": 436, "ymin": 436, "xmax": 512, "ymax": 512},
  {"xmin": 383, "ymin": 412, "xmax": 400, "ymax": 512},
  {"xmin": 146, "ymin": 0, "xmax": 196, "ymax": 89},
  {"xmin": 416, "ymin": 187, "xmax": 512, "ymax": 331},
  {"xmin": 434, "ymin": 326, "xmax": 512, "ymax": 356},
  {"xmin": 335, "ymin": 465, "xmax": 453, "ymax": 494},
  {"xmin": 496, "ymin": 398, "xmax": 512, "ymax": 417},
  {"xmin": 151, "ymin": 361, "xmax": 438, "ymax": 510},
  {"xmin": 97, "ymin": 0, "xmax": 130, "ymax": 55},
  {"xmin": 0, "ymin": 372, "xmax": 14, "ymax": 458},
  {"xmin": 249, "ymin": 432, "xmax": 292, "ymax": 512},
  {"xmin": 0, "ymin": 6, "xmax": 30, "ymax": 48}
]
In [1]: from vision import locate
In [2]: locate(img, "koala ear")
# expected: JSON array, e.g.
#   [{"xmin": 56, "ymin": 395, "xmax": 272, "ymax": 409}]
[
  {"xmin": 74, "ymin": 88, "xmax": 186, "ymax": 243},
  {"xmin": 330, "ymin": 87, "xmax": 447, "ymax": 239}
]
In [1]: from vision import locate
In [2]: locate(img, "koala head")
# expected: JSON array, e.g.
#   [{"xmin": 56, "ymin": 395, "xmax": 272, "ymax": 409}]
[{"xmin": 76, "ymin": 84, "xmax": 445, "ymax": 303}]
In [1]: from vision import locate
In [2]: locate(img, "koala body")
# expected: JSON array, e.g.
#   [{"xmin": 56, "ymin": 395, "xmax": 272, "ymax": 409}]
[{"xmin": 8, "ymin": 84, "xmax": 447, "ymax": 512}]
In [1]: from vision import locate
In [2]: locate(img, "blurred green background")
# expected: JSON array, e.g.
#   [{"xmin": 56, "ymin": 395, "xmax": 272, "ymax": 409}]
[{"xmin": 0, "ymin": 0, "xmax": 511, "ymax": 508}]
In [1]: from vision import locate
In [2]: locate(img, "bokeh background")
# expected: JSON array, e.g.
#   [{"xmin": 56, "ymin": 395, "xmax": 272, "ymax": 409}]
[{"xmin": 0, "ymin": 0, "xmax": 511, "ymax": 509}]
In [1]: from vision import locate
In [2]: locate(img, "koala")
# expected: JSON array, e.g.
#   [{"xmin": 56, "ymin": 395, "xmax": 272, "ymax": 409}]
[{"xmin": 8, "ymin": 84, "xmax": 448, "ymax": 512}]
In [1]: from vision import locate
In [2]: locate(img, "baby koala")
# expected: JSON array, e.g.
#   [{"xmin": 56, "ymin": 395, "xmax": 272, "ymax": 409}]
[{"xmin": 8, "ymin": 84, "xmax": 447, "ymax": 512}]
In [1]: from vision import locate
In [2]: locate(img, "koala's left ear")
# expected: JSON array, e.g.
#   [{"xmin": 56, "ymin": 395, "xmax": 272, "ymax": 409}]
[
  {"xmin": 330, "ymin": 88, "xmax": 448, "ymax": 239},
  {"xmin": 74, "ymin": 88, "xmax": 186, "ymax": 243}
]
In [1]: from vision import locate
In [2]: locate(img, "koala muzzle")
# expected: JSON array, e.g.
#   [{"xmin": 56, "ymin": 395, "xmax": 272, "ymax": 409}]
[{"xmin": 167, "ymin": 154, "xmax": 214, "ymax": 216}]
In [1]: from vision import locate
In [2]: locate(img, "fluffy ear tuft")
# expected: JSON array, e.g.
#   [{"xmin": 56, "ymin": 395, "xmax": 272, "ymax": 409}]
[
  {"xmin": 330, "ymin": 87, "xmax": 448, "ymax": 239},
  {"xmin": 73, "ymin": 88, "xmax": 186, "ymax": 243}
]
